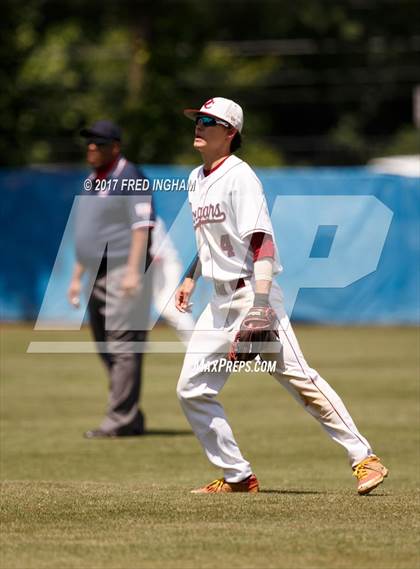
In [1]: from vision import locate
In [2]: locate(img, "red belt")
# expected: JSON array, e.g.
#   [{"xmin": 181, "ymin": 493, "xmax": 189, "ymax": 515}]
[{"xmin": 214, "ymin": 278, "xmax": 246, "ymax": 296}]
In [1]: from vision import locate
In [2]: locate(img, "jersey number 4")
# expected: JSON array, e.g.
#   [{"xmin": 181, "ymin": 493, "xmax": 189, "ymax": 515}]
[{"xmin": 220, "ymin": 234, "xmax": 235, "ymax": 257}]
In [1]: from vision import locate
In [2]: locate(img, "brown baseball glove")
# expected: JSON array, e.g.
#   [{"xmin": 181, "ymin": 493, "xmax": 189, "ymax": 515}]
[{"xmin": 228, "ymin": 306, "xmax": 280, "ymax": 362}]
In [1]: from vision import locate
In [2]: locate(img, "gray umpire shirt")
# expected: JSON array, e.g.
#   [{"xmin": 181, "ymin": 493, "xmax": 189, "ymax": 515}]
[{"xmin": 75, "ymin": 156, "xmax": 155, "ymax": 274}]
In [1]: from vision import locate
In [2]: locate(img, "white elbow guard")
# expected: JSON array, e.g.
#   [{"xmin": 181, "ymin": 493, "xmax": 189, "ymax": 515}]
[{"xmin": 254, "ymin": 257, "xmax": 274, "ymax": 282}]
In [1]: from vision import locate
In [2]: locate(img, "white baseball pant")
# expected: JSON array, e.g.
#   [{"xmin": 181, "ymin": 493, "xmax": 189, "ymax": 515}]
[{"xmin": 177, "ymin": 280, "xmax": 372, "ymax": 482}]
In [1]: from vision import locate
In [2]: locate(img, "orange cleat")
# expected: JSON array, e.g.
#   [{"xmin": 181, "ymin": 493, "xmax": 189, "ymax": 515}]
[
  {"xmin": 353, "ymin": 455, "xmax": 389, "ymax": 495},
  {"xmin": 191, "ymin": 474, "xmax": 259, "ymax": 494}
]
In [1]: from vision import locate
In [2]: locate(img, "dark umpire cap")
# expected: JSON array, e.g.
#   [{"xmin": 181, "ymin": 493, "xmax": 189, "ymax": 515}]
[{"xmin": 80, "ymin": 120, "xmax": 122, "ymax": 143}]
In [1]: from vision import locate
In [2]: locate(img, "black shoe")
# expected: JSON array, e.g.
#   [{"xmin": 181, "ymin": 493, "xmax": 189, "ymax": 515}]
[
  {"xmin": 84, "ymin": 411, "xmax": 146, "ymax": 439},
  {"xmin": 83, "ymin": 427, "xmax": 145, "ymax": 438},
  {"xmin": 116, "ymin": 424, "xmax": 145, "ymax": 437},
  {"xmin": 115, "ymin": 411, "xmax": 146, "ymax": 436}
]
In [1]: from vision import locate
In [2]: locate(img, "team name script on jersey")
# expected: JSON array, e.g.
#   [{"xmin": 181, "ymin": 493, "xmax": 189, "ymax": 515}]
[{"xmin": 192, "ymin": 202, "xmax": 226, "ymax": 229}]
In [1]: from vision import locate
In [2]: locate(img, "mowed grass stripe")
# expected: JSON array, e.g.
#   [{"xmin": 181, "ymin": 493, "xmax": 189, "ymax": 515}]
[{"xmin": 1, "ymin": 324, "xmax": 419, "ymax": 569}]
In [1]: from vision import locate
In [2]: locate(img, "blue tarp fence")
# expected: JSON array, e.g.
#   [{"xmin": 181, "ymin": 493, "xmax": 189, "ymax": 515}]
[{"xmin": 1, "ymin": 165, "xmax": 419, "ymax": 324}]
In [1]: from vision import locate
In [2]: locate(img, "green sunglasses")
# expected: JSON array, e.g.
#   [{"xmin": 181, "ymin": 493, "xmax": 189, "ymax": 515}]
[{"xmin": 195, "ymin": 115, "xmax": 230, "ymax": 128}]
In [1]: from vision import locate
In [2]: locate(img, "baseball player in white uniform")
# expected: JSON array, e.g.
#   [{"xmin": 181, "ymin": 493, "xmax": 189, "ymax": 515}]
[{"xmin": 175, "ymin": 97, "xmax": 388, "ymax": 494}]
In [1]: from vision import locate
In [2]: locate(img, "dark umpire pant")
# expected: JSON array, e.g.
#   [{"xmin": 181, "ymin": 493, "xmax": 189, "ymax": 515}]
[{"xmin": 87, "ymin": 264, "xmax": 152, "ymax": 435}]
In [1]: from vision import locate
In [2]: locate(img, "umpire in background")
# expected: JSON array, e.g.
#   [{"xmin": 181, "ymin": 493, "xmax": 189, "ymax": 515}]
[{"xmin": 68, "ymin": 120, "xmax": 155, "ymax": 438}]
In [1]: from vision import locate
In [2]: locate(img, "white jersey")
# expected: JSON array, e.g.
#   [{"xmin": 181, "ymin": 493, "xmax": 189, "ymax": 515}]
[{"xmin": 188, "ymin": 154, "xmax": 282, "ymax": 281}]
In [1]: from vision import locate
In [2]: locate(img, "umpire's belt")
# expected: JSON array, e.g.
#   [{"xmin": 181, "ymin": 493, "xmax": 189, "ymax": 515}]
[{"xmin": 214, "ymin": 278, "xmax": 246, "ymax": 296}]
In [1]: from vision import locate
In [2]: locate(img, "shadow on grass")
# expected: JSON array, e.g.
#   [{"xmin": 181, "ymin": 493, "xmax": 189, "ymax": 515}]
[
  {"xmin": 260, "ymin": 489, "xmax": 327, "ymax": 495},
  {"xmin": 144, "ymin": 429, "xmax": 193, "ymax": 437},
  {"xmin": 261, "ymin": 490, "xmax": 389, "ymax": 496},
  {"xmin": 82, "ymin": 429, "xmax": 193, "ymax": 439}
]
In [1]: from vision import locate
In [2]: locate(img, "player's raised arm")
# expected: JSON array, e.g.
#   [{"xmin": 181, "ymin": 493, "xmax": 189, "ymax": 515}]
[{"xmin": 175, "ymin": 254, "xmax": 201, "ymax": 312}]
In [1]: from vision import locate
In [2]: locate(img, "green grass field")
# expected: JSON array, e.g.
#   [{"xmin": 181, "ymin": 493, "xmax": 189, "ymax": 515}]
[{"xmin": 1, "ymin": 324, "xmax": 419, "ymax": 569}]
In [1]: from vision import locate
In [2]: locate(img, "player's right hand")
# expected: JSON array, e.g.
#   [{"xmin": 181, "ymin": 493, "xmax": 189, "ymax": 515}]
[
  {"xmin": 175, "ymin": 278, "xmax": 195, "ymax": 312},
  {"xmin": 67, "ymin": 278, "xmax": 82, "ymax": 308}
]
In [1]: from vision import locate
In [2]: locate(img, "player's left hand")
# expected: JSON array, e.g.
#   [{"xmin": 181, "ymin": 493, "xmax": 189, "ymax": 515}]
[
  {"xmin": 228, "ymin": 305, "xmax": 280, "ymax": 362},
  {"xmin": 175, "ymin": 278, "xmax": 196, "ymax": 312}
]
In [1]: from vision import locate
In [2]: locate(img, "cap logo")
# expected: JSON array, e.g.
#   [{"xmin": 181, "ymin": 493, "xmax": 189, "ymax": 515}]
[{"xmin": 203, "ymin": 99, "xmax": 215, "ymax": 109}]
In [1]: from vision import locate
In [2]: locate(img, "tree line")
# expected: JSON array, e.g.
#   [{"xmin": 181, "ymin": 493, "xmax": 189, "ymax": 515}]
[{"xmin": 2, "ymin": 0, "xmax": 419, "ymax": 167}]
